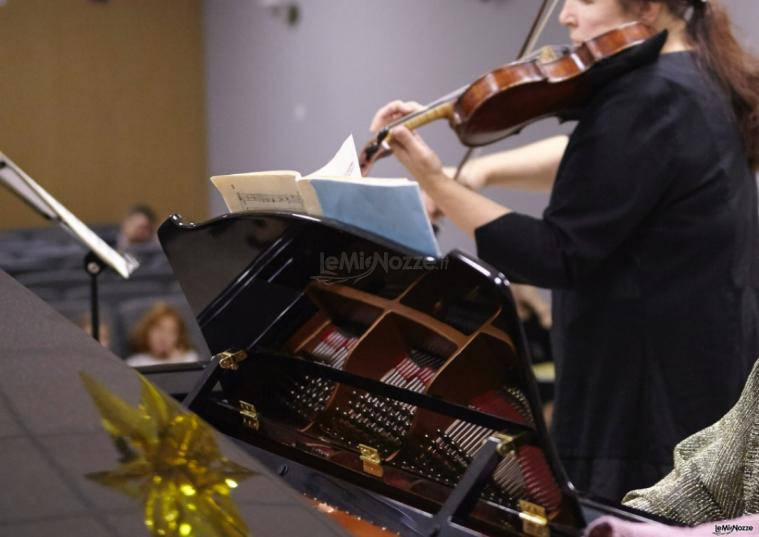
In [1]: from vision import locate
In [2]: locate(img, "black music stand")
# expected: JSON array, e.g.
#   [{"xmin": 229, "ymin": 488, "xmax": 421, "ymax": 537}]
[{"xmin": 0, "ymin": 152, "xmax": 139, "ymax": 342}]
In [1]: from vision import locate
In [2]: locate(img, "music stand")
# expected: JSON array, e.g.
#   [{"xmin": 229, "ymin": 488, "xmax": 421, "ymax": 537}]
[{"xmin": 0, "ymin": 152, "xmax": 139, "ymax": 342}]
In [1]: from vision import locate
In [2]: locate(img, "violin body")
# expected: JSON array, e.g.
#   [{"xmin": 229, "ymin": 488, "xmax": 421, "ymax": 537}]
[
  {"xmin": 451, "ymin": 22, "xmax": 655, "ymax": 145},
  {"xmin": 361, "ymin": 22, "xmax": 665, "ymax": 173}
]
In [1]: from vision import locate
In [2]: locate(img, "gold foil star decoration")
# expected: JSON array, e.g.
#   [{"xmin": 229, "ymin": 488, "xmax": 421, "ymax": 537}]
[{"xmin": 80, "ymin": 372, "xmax": 256, "ymax": 537}]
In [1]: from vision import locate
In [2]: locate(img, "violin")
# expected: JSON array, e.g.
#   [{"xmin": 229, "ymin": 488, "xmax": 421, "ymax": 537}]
[{"xmin": 360, "ymin": 21, "xmax": 662, "ymax": 175}]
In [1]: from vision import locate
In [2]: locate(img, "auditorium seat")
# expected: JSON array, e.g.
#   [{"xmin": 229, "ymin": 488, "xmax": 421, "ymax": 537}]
[{"xmin": 0, "ymin": 224, "xmax": 211, "ymax": 360}]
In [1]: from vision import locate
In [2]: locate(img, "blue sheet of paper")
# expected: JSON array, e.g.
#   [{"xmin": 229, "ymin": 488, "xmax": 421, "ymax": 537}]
[{"xmin": 307, "ymin": 178, "xmax": 440, "ymax": 257}]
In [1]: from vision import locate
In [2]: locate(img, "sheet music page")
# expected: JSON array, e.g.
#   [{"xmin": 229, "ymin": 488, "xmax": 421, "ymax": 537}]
[
  {"xmin": 303, "ymin": 177, "xmax": 440, "ymax": 257},
  {"xmin": 211, "ymin": 136, "xmax": 361, "ymax": 216},
  {"xmin": 211, "ymin": 171, "xmax": 307, "ymax": 213},
  {"xmin": 305, "ymin": 135, "xmax": 361, "ymax": 179},
  {"xmin": 208, "ymin": 136, "xmax": 439, "ymax": 255}
]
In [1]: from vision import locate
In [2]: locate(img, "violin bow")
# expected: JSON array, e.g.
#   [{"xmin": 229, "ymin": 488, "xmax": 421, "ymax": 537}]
[
  {"xmin": 453, "ymin": 0, "xmax": 562, "ymax": 182},
  {"xmin": 518, "ymin": 0, "xmax": 562, "ymax": 59}
]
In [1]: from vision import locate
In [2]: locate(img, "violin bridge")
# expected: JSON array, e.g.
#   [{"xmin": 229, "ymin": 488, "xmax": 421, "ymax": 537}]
[{"xmin": 538, "ymin": 45, "xmax": 560, "ymax": 63}]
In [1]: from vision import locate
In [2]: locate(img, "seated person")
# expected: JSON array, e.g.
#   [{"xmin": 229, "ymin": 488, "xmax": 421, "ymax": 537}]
[
  {"xmin": 117, "ymin": 204, "xmax": 159, "ymax": 251},
  {"xmin": 620, "ymin": 358, "xmax": 759, "ymax": 525},
  {"xmin": 126, "ymin": 303, "xmax": 198, "ymax": 367}
]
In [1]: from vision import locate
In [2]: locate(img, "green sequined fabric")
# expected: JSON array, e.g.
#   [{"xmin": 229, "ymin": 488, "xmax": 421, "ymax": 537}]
[{"xmin": 622, "ymin": 360, "xmax": 759, "ymax": 525}]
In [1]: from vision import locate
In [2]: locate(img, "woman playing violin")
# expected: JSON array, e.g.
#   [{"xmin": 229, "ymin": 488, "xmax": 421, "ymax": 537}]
[{"xmin": 370, "ymin": 0, "xmax": 759, "ymax": 502}]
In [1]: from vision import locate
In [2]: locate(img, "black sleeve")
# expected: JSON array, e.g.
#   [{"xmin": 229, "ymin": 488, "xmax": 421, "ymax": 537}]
[{"xmin": 475, "ymin": 78, "xmax": 683, "ymax": 288}]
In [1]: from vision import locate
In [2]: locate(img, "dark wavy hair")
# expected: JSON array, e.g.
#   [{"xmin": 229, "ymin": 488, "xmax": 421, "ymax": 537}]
[{"xmin": 620, "ymin": 0, "xmax": 759, "ymax": 168}]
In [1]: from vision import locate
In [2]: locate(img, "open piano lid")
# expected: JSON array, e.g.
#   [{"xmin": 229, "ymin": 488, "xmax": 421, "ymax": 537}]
[
  {"xmin": 158, "ymin": 211, "xmax": 585, "ymax": 537},
  {"xmin": 0, "ymin": 267, "xmax": 354, "ymax": 537}
]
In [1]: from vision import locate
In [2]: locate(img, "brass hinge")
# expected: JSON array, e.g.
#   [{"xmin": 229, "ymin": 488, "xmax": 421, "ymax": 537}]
[
  {"xmin": 519, "ymin": 499, "xmax": 548, "ymax": 537},
  {"xmin": 239, "ymin": 400, "xmax": 260, "ymax": 431},
  {"xmin": 215, "ymin": 349, "xmax": 248, "ymax": 370},
  {"xmin": 358, "ymin": 444, "xmax": 383, "ymax": 478},
  {"xmin": 493, "ymin": 432, "xmax": 517, "ymax": 457}
]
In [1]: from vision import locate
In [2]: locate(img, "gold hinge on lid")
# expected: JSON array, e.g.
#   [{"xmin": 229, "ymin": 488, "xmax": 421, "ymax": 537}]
[
  {"xmin": 214, "ymin": 349, "xmax": 248, "ymax": 370},
  {"xmin": 358, "ymin": 444, "xmax": 383, "ymax": 478},
  {"xmin": 491, "ymin": 434, "xmax": 547, "ymax": 536},
  {"xmin": 519, "ymin": 499, "xmax": 548, "ymax": 537},
  {"xmin": 238, "ymin": 400, "xmax": 260, "ymax": 431},
  {"xmin": 493, "ymin": 432, "xmax": 518, "ymax": 457}
]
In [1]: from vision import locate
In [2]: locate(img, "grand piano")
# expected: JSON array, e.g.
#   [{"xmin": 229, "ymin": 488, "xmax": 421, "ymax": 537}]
[{"xmin": 157, "ymin": 211, "xmax": 664, "ymax": 537}]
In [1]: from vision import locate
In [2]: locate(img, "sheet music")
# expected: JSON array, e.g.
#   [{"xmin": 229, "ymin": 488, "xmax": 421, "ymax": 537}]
[
  {"xmin": 211, "ymin": 135, "xmax": 439, "ymax": 256},
  {"xmin": 305, "ymin": 178, "xmax": 440, "ymax": 257},
  {"xmin": 235, "ymin": 191, "xmax": 305, "ymax": 212},
  {"xmin": 211, "ymin": 171, "xmax": 307, "ymax": 213},
  {"xmin": 0, "ymin": 153, "xmax": 138, "ymax": 279},
  {"xmin": 306, "ymin": 135, "xmax": 361, "ymax": 179}
]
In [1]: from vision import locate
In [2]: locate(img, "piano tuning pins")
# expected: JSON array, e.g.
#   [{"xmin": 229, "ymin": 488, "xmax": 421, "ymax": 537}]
[
  {"xmin": 315, "ymin": 389, "xmax": 419, "ymax": 456},
  {"xmin": 395, "ymin": 420, "xmax": 526, "ymax": 499},
  {"xmin": 287, "ymin": 335, "xmax": 542, "ymax": 498},
  {"xmin": 268, "ymin": 328, "xmax": 544, "ymax": 509}
]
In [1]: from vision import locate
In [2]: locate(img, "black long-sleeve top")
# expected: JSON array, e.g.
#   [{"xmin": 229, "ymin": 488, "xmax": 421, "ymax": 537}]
[{"xmin": 475, "ymin": 51, "xmax": 759, "ymax": 502}]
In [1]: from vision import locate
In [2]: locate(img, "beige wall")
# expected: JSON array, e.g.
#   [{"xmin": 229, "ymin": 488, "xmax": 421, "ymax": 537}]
[{"xmin": 0, "ymin": 0, "xmax": 207, "ymax": 230}]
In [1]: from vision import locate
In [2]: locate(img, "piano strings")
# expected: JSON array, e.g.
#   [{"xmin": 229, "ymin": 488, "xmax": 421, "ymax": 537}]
[{"xmin": 277, "ymin": 320, "xmax": 560, "ymax": 512}]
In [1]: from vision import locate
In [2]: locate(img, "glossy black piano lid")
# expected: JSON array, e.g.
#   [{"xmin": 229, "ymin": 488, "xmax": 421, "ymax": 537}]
[
  {"xmin": 0, "ymin": 268, "xmax": 353, "ymax": 537},
  {"xmin": 159, "ymin": 212, "xmax": 438, "ymax": 350}
]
